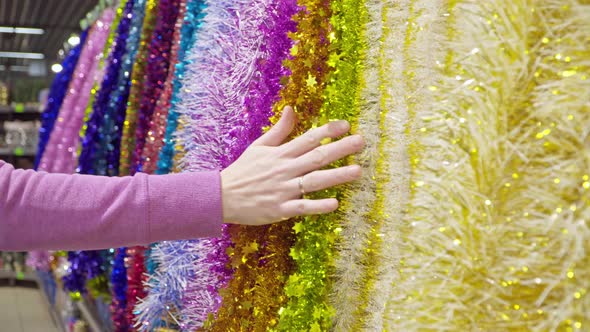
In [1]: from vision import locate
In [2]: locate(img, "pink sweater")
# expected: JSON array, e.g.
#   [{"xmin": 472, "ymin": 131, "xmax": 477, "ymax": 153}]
[{"xmin": 0, "ymin": 160, "xmax": 222, "ymax": 251}]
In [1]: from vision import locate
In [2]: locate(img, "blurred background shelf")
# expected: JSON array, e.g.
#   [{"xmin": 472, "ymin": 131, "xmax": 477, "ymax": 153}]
[
  {"xmin": 0, "ymin": 104, "xmax": 43, "ymax": 121},
  {"xmin": 0, "ymin": 147, "xmax": 36, "ymax": 157}
]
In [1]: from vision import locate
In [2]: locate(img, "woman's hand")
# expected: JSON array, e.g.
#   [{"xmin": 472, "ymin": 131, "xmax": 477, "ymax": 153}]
[{"xmin": 221, "ymin": 106, "xmax": 364, "ymax": 226}]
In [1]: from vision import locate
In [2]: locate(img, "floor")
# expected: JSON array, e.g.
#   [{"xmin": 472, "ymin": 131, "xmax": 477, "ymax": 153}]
[{"xmin": 0, "ymin": 287, "xmax": 60, "ymax": 332}]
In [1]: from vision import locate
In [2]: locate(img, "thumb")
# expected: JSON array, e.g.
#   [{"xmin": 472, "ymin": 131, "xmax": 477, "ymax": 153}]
[{"xmin": 253, "ymin": 106, "xmax": 296, "ymax": 146}]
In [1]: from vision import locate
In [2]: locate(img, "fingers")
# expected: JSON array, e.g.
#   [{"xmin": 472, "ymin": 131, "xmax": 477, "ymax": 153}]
[
  {"xmin": 280, "ymin": 198, "xmax": 339, "ymax": 219},
  {"xmin": 281, "ymin": 120, "xmax": 351, "ymax": 157},
  {"xmin": 290, "ymin": 135, "xmax": 364, "ymax": 175},
  {"xmin": 287, "ymin": 165, "xmax": 361, "ymax": 196},
  {"xmin": 252, "ymin": 106, "xmax": 296, "ymax": 147}
]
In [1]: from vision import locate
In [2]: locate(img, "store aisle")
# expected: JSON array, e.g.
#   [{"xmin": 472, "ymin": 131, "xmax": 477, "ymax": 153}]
[{"xmin": 0, "ymin": 287, "xmax": 59, "ymax": 332}]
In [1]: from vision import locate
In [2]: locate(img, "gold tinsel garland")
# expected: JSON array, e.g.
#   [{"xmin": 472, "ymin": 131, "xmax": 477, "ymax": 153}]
[
  {"xmin": 384, "ymin": 0, "xmax": 590, "ymax": 330},
  {"xmin": 208, "ymin": 1, "xmax": 334, "ymax": 331}
]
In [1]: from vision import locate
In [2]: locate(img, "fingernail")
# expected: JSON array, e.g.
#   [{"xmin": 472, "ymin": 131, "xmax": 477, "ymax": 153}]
[
  {"xmin": 352, "ymin": 135, "xmax": 365, "ymax": 147},
  {"xmin": 348, "ymin": 165, "xmax": 362, "ymax": 177},
  {"xmin": 342, "ymin": 120, "xmax": 351, "ymax": 131}
]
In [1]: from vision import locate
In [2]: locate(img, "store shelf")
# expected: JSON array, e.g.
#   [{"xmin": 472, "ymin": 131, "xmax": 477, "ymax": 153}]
[
  {"xmin": 77, "ymin": 297, "xmax": 114, "ymax": 332},
  {"xmin": 0, "ymin": 105, "xmax": 42, "ymax": 121},
  {"xmin": 0, "ymin": 270, "xmax": 38, "ymax": 283},
  {"xmin": 36, "ymin": 272, "xmax": 67, "ymax": 332},
  {"xmin": 0, "ymin": 147, "xmax": 36, "ymax": 157}
]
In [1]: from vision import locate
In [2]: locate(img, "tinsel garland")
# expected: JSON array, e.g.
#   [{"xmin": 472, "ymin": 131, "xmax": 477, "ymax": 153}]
[
  {"xmin": 78, "ymin": 0, "xmax": 136, "ymax": 174},
  {"xmin": 77, "ymin": 0, "xmax": 128, "ymax": 151},
  {"xmin": 134, "ymin": 241, "xmax": 199, "ymax": 331},
  {"xmin": 155, "ymin": 0, "xmax": 206, "ymax": 175},
  {"xmin": 110, "ymin": 2, "xmax": 156, "ymax": 331},
  {"xmin": 134, "ymin": 1, "xmax": 206, "ymax": 329},
  {"xmin": 27, "ymin": 31, "xmax": 89, "ymax": 275},
  {"xmin": 356, "ymin": 0, "xmax": 410, "ymax": 330},
  {"xmin": 265, "ymin": 7, "xmax": 337, "ymax": 326},
  {"xmin": 38, "ymin": 10, "xmax": 114, "ymax": 173},
  {"xmin": 125, "ymin": 1, "xmax": 182, "ymax": 328},
  {"xmin": 62, "ymin": 251, "xmax": 105, "ymax": 297},
  {"xmin": 275, "ymin": 0, "xmax": 365, "ymax": 329},
  {"xmin": 384, "ymin": 0, "xmax": 590, "ymax": 330},
  {"xmin": 119, "ymin": 0, "xmax": 158, "ymax": 176},
  {"xmin": 111, "ymin": 247, "xmax": 129, "ymax": 332},
  {"xmin": 130, "ymin": 0, "xmax": 186, "ymax": 328},
  {"xmin": 99, "ymin": 0, "xmax": 148, "ymax": 176},
  {"xmin": 329, "ymin": 0, "xmax": 383, "ymax": 328},
  {"xmin": 35, "ymin": 11, "xmax": 114, "ymax": 301},
  {"xmin": 131, "ymin": 0, "xmax": 181, "ymax": 174},
  {"xmin": 104, "ymin": 3, "xmax": 146, "ymax": 330},
  {"xmin": 139, "ymin": 0, "xmax": 187, "ymax": 174},
  {"xmin": 175, "ymin": 1, "xmax": 255, "ymax": 328},
  {"xmin": 78, "ymin": 0, "xmax": 136, "ymax": 307},
  {"xmin": 34, "ymin": 29, "xmax": 88, "ymax": 170},
  {"xmin": 205, "ymin": 1, "xmax": 298, "ymax": 331}
]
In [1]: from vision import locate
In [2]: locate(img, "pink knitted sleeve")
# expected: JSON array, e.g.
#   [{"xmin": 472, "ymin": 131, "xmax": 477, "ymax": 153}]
[{"xmin": 0, "ymin": 160, "xmax": 222, "ymax": 251}]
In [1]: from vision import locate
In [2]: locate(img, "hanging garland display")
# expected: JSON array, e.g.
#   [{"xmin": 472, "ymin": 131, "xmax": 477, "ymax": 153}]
[{"xmin": 31, "ymin": 0, "xmax": 590, "ymax": 331}]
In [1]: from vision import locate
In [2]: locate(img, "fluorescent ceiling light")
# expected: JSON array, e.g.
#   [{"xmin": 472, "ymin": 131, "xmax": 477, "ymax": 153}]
[
  {"xmin": 0, "ymin": 51, "xmax": 45, "ymax": 59},
  {"xmin": 0, "ymin": 65, "xmax": 29, "ymax": 72},
  {"xmin": 0, "ymin": 26, "xmax": 44, "ymax": 35}
]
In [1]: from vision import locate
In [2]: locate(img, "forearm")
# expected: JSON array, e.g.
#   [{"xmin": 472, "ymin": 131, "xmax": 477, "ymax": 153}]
[{"xmin": 0, "ymin": 161, "xmax": 222, "ymax": 251}]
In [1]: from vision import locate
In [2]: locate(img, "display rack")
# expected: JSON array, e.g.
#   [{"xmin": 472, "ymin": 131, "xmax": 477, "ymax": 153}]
[
  {"xmin": 0, "ymin": 104, "xmax": 41, "ymax": 166},
  {"xmin": 77, "ymin": 297, "xmax": 114, "ymax": 332},
  {"xmin": 0, "ymin": 269, "xmax": 66, "ymax": 332},
  {"xmin": 0, "ymin": 269, "xmax": 37, "ymax": 286},
  {"xmin": 0, "ymin": 104, "xmax": 43, "ymax": 121}
]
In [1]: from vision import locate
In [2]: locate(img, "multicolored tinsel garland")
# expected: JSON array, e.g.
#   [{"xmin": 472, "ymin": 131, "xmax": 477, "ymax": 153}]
[
  {"xmin": 78, "ymin": 0, "xmax": 136, "ymax": 175},
  {"xmin": 134, "ymin": 1, "xmax": 206, "ymax": 329},
  {"xmin": 125, "ymin": 0, "xmax": 182, "ymax": 327},
  {"xmin": 139, "ymin": 0, "xmax": 187, "ymax": 174},
  {"xmin": 65, "ymin": 0, "xmax": 134, "ymax": 306},
  {"xmin": 77, "ymin": 0, "xmax": 128, "ymax": 155},
  {"xmin": 119, "ymin": 0, "xmax": 158, "ymax": 176},
  {"xmin": 155, "ymin": 0, "xmax": 206, "ymax": 175},
  {"xmin": 275, "ymin": 0, "xmax": 365, "ymax": 330},
  {"xmin": 38, "ymin": 10, "xmax": 115, "ymax": 173},
  {"xmin": 206, "ymin": 1, "xmax": 299, "ymax": 331},
  {"xmin": 131, "ymin": 0, "xmax": 181, "ymax": 174},
  {"xmin": 99, "ymin": 0, "xmax": 148, "ymax": 176},
  {"xmin": 34, "ymin": 29, "xmax": 88, "ymax": 170},
  {"xmin": 103, "ymin": 3, "xmax": 147, "ymax": 330},
  {"xmin": 110, "ymin": 2, "xmax": 156, "ymax": 331},
  {"xmin": 384, "ymin": 0, "xmax": 590, "ymax": 330}
]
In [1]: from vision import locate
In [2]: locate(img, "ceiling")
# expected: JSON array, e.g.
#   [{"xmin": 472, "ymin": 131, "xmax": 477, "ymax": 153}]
[{"xmin": 0, "ymin": 0, "xmax": 98, "ymax": 74}]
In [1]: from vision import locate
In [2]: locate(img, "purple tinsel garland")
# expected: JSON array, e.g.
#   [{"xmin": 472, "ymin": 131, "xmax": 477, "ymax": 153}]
[{"xmin": 177, "ymin": 0, "xmax": 297, "ymax": 328}]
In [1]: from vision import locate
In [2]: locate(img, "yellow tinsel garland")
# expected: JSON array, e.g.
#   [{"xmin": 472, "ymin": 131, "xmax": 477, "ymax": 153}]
[{"xmin": 384, "ymin": 0, "xmax": 590, "ymax": 330}]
